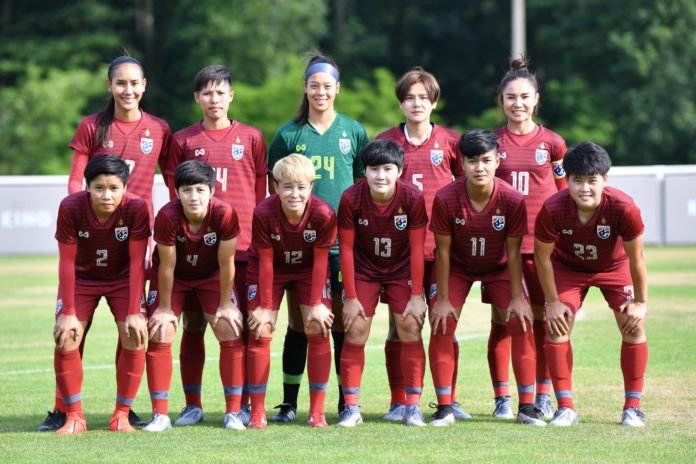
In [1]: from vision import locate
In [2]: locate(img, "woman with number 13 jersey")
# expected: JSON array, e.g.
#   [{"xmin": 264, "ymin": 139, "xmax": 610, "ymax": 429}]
[{"xmin": 490, "ymin": 57, "xmax": 566, "ymax": 421}]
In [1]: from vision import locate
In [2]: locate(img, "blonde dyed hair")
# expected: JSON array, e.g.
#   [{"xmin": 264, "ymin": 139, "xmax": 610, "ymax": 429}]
[{"xmin": 272, "ymin": 154, "xmax": 316, "ymax": 184}]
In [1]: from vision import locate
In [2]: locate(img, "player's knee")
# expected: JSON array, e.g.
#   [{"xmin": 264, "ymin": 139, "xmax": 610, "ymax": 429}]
[
  {"xmin": 183, "ymin": 311, "xmax": 206, "ymax": 333},
  {"xmin": 505, "ymin": 316, "xmax": 525, "ymax": 336}
]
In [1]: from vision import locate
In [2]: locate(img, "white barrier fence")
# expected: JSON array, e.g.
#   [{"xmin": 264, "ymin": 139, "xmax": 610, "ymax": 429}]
[{"xmin": 1, "ymin": 166, "xmax": 695, "ymax": 255}]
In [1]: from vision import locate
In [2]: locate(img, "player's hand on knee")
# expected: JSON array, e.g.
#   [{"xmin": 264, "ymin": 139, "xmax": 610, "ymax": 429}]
[
  {"xmin": 212, "ymin": 303, "xmax": 243, "ymax": 338},
  {"xmin": 248, "ymin": 308, "xmax": 275, "ymax": 339},
  {"xmin": 304, "ymin": 303, "xmax": 334, "ymax": 337},
  {"xmin": 342, "ymin": 298, "xmax": 366, "ymax": 333},
  {"xmin": 619, "ymin": 300, "xmax": 647, "ymax": 335},
  {"xmin": 53, "ymin": 314, "xmax": 81, "ymax": 349},
  {"xmin": 506, "ymin": 295, "xmax": 532, "ymax": 332},
  {"xmin": 430, "ymin": 299, "xmax": 458, "ymax": 335},
  {"xmin": 545, "ymin": 301, "xmax": 572, "ymax": 337},
  {"xmin": 402, "ymin": 295, "xmax": 427, "ymax": 329},
  {"xmin": 148, "ymin": 307, "xmax": 178, "ymax": 342},
  {"xmin": 125, "ymin": 314, "xmax": 148, "ymax": 346}
]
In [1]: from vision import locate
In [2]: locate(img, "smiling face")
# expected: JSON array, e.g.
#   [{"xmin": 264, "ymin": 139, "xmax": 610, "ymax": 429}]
[
  {"xmin": 463, "ymin": 149, "xmax": 500, "ymax": 189},
  {"xmin": 87, "ymin": 174, "xmax": 126, "ymax": 220},
  {"xmin": 304, "ymin": 72, "xmax": 339, "ymax": 115},
  {"xmin": 501, "ymin": 78, "xmax": 539, "ymax": 126},
  {"xmin": 195, "ymin": 81, "xmax": 233, "ymax": 124},
  {"xmin": 400, "ymin": 82, "xmax": 437, "ymax": 125},
  {"xmin": 567, "ymin": 173, "xmax": 607, "ymax": 213},
  {"xmin": 365, "ymin": 163, "xmax": 402, "ymax": 203},
  {"xmin": 176, "ymin": 183, "xmax": 213, "ymax": 221},
  {"xmin": 107, "ymin": 63, "xmax": 146, "ymax": 118},
  {"xmin": 276, "ymin": 179, "xmax": 312, "ymax": 219}
]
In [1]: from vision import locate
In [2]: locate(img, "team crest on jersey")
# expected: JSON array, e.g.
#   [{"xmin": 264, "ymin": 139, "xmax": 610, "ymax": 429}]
[
  {"xmin": 55, "ymin": 298, "xmax": 63, "ymax": 315},
  {"xmin": 194, "ymin": 148, "xmax": 206, "ymax": 157},
  {"xmin": 140, "ymin": 137, "xmax": 154, "ymax": 154},
  {"xmin": 394, "ymin": 214, "xmax": 408, "ymax": 231},
  {"xmin": 78, "ymin": 231, "xmax": 89, "ymax": 238},
  {"xmin": 115, "ymin": 226, "xmax": 129, "ymax": 241},
  {"xmin": 247, "ymin": 284, "xmax": 257, "ymax": 301},
  {"xmin": 597, "ymin": 225, "xmax": 611, "ymax": 239},
  {"xmin": 339, "ymin": 138, "xmax": 352, "ymax": 155},
  {"xmin": 147, "ymin": 290, "xmax": 158, "ymax": 306},
  {"xmin": 535, "ymin": 148, "xmax": 548, "ymax": 165},
  {"xmin": 231, "ymin": 144, "xmax": 245, "ymax": 160},
  {"xmin": 204, "ymin": 232, "xmax": 217, "ymax": 246},
  {"xmin": 429, "ymin": 284, "xmax": 438, "ymax": 300},
  {"xmin": 303, "ymin": 229, "xmax": 316, "ymax": 242},
  {"xmin": 492, "ymin": 215, "xmax": 505, "ymax": 231},
  {"xmin": 430, "ymin": 150, "xmax": 444, "ymax": 166}
]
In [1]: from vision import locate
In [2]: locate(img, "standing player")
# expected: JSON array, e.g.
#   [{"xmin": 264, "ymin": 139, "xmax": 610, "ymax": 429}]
[
  {"xmin": 268, "ymin": 54, "xmax": 368, "ymax": 421},
  {"xmin": 144, "ymin": 160, "xmax": 245, "ymax": 431},
  {"xmin": 52, "ymin": 155, "xmax": 150, "ymax": 434},
  {"xmin": 336, "ymin": 140, "xmax": 428, "ymax": 427},
  {"xmin": 534, "ymin": 142, "xmax": 648, "ymax": 427},
  {"xmin": 428, "ymin": 130, "xmax": 544, "ymax": 427},
  {"xmin": 40, "ymin": 55, "xmax": 171, "ymax": 431},
  {"xmin": 165, "ymin": 65, "xmax": 267, "ymax": 426},
  {"xmin": 245, "ymin": 154, "xmax": 336, "ymax": 428},
  {"xmin": 489, "ymin": 57, "xmax": 567, "ymax": 419},
  {"xmin": 376, "ymin": 67, "xmax": 468, "ymax": 422}
]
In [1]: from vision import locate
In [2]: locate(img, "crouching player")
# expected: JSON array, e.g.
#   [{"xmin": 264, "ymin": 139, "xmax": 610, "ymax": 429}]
[
  {"xmin": 52, "ymin": 155, "xmax": 150, "ymax": 434},
  {"xmin": 337, "ymin": 139, "xmax": 429, "ymax": 427},
  {"xmin": 245, "ymin": 154, "xmax": 336, "ymax": 429},
  {"xmin": 534, "ymin": 142, "xmax": 648, "ymax": 427},
  {"xmin": 428, "ymin": 130, "xmax": 543, "ymax": 426},
  {"xmin": 144, "ymin": 160, "xmax": 245, "ymax": 431}
]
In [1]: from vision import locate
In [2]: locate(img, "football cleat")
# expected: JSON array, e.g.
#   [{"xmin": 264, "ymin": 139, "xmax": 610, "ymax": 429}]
[
  {"xmin": 307, "ymin": 412, "xmax": 329, "ymax": 428},
  {"xmin": 223, "ymin": 412, "xmax": 246, "ymax": 430},
  {"xmin": 621, "ymin": 407, "xmax": 645, "ymax": 427},
  {"xmin": 402, "ymin": 404, "xmax": 426, "ymax": 427},
  {"xmin": 383, "ymin": 403, "xmax": 406, "ymax": 422},
  {"xmin": 269, "ymin": 403, "xmax": 297, "ymax": 424},
  {"xmin": 248, "ymin": 412, "xmax": 268, "ymax": 429},
  {"xmin": 493, "ymin": 396, "xmax": 514, "ymax": 419},
  {"xmin": 240, "ymin": 404, "xmax": 251, "ymax": 426},
  {"xmin": 174, "ymin": 405, "xmax": 204, "ymax": 426},
  {"xmin": 429, "ymin": 405, "xmax": 456, "ymax": 427},
  {"xmin": 142, "ymin": 413, "xmax": 172, "ymax": 432},
  {"xmin": 516, "ymin": 404, "xmax": 547, "ymax": 426},
  {"xmin": 55, "ymin": 414, "xmax": 87, "ymax": 435},
  {"xmin": 549, "ymin": 407, "xmax": 579, "ymax": 427},
  {"xmin": 451, "ymin": 401, "xmax": 472, "ymax": 421},
  {"xmin": 534, "ymin": 393, "xmax": 554, "ymax": 420},
  {"xmin": 109, "ymin": 411, "xmax": 136, "ymax": 432},
  {"xmin": 38, "ymin": 409, "xmax": 66, "ymax": 432},
  {"xmin": 336, "ymin": 405, "xmax": 363, "ymax": 428},
  {"xmin": 128, "ymin": 409, "xmax": 149, "ymax": 427}
]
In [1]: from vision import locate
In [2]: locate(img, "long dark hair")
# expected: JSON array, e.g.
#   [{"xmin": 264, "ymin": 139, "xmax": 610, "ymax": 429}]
[
  {"xmin": 293, "ymin": 53, "xmax": 340, "ymax": 126},
  {"xmin": 95, "ymin": 56, "xmax": 145, "ymax": 147}
]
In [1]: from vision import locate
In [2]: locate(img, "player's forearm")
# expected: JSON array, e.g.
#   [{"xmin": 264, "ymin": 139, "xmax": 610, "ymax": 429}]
[
  {"xmin": 158, "ymin": 259, "xmax": 176, "ymax": 308},
  {"xmin": 258, "ymin": 246, "xmax": 275, "ymax": 309},
  {"xmin": 409, "ymin": 227, "xmax": 426, "ymax": 296},
  {"xmin": 507, "ymin": 250, "xmax": 525, "ymax": 298},
  {"xmin": 338, "ymin": 228, "xmax": 357, "ymax": 299},
  {"xmin": 534, "ymin": 251, "xmax": 560, "ymax": 303},
  {"xmin": 309, "ymin": 246, "xmax": 330, "ymax": 305},
  {"xmin": 629, "ymin": 254, "xmax": 648, "ymax": 303},
  {"xmin": 57, "ymin": 242, "xmax": 77, "ymax": 314},
  {"xmin": 434, "ymin": 247, "xmax": 450, "ymax": 300},
  {"xmin": 218, "ymin": 259, "xmax": 235, "ymax": 308},
  {"xmin": 68, "ymin": 150, "xmax": 88, "ymax": 194},
  {"xmin": 128, "ymin": 240, "xmax": 148, "ymax": 314}
]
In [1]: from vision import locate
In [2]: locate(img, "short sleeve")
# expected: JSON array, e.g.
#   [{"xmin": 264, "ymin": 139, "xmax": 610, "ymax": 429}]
[
  {"xmin": 69, "ymin": 117, "xmax": 95, "ymax": 154},
  {"xmin": 352, "ymin": 126, "xmax": 368, "ymax": 177},
  {"xmin": 619, "ymin": 201, "xmax": 645, "ymax": 241},
  {"xmin": 409, "ymin": 194, "xmax": 428, "ymax": 229},
  {"xmin": 55, "ymin": 201, "xmax": 77, "ymax": 244},
  {"xmin": 268, "ymin": 130, "xmax": 290, "ymax": 173},
  {"xmin": 506, "ymin": 197, "xmax": 528, "ymax": 237},
  {"xmin": 220, "ymin": 207, "xmax": 241, "ymax": 241},
  {"xmin": 153, "ymin": 208, "xmax": 178, "ymax": 246},
  {"xmin": 316, "ymin": 207, "xmax": 337, "ymax": 248},
  {"xmin": 428, "ymin": 194, "xmax": 452, "ymax": 235},
  {"xmin": 534, "ymin": 204, "xmax": 558, "ymax": 243},
  {"xmin": 253, "ymin": 131, "xmax": 269, "ymax": 177},
  {"xmin": 252, "ymin": 211, "xmax": 273, "ymax": 248},
  {"xmin": 130, "ymin": 199, "xmax": 151, "ymax": 240},
  {"xmin": 337, "ymin": 194, "xmax": 355, "ymax": 230}
]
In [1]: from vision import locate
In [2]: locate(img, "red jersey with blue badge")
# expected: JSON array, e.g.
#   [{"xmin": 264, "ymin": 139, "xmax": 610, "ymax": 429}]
[
  {"xmin": 494, "ymin": 125, "xmax": 566, "ymax": 253},
  {"xmin": 338, "ymin": 179, "xmax": 427, "ymax": 281},
  {"xmin": 55, "ymin": 191, "xmax": 150, "ymax": 282},
  {"xmin": 167, "ymin": 120, "xmax": 267, "ymax": 259},
  {"xmin": 429, "ymin": 178, "xmax": 527, "ymax": 275},
  {"xmin": 535, "ymin": 186, "xmax": 644, "ymax": 273},
  {"xmin": 152, "ymin": 196, "xmax": 240, "ymax": 280}
]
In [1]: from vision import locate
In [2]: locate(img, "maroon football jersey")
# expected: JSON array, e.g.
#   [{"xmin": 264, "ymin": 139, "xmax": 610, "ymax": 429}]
[
  {"xmin": 430, "ymin": 178, "xmax": 527, "ymax": 275},
  {"xmin": 495, "ymin": 125, "xmax": 566, "ymax": 253},
  {"xmin": 55, "ymin": 191, "xmax": 150, "ymax": 282},
  {"xmin": 167, "ymin": 120, "xmax": 267, "ymax": 259},
  {"xmin": 69, "ymin": 111, "xmax": 171, "ymax": 220},
  {"xmin": 377, "ymin": 124, "xmax": 464, "ymax": 259},
  {"xmin": 152, "ymin": 196, "xmax": 240, "ymax": 280},
  {"xmin": 248, "ymin": 194, "xmax": 336, "ymax": 274},
  {"xmin": 535, "ymin": 186, "xmax": 644, "ymax": 272},
  {"xmin": 338, "ymin": 179, "xmax": 427, "ymax": 281}
]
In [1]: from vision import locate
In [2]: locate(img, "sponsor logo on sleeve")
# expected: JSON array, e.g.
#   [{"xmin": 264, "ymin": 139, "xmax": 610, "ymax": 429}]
[
  {"xmin": 455, "ymin": 218, "xmax": 466, "ymax": 226},
  {"xmin": 358, "ymin": 218, "xmax": 369, "ymax": 226},
  {"xmin": 597, "ymin": 225, "xmax": 611, "ymax": 239},
  {"xmin": 176, "ymin": 234, "xmax": 186, "ymax": 242},
  {"xmin": 492, "ymin": 215, "xmax": 506, "ymax": 231},
  {"xmin": 78, "ymin": 231, "xmax": 89, "ymax": 238},
  {"xmin": 498, "ymin": 152, "xmax": 507, "ymax": 160},
  {"xmin": 194, "ymin": 148, "xmax": 206, "ymax": 157},
  {"xmin": 562, "ymin": 229, "xmax": 573, "ymax": 235},
  {"xmin": 270, "ymin": 233, "xmax": 281, "ymax": 241},
  {"xmin": 115, "ymin": 226, "xmax": 129, "ymax": 241}
]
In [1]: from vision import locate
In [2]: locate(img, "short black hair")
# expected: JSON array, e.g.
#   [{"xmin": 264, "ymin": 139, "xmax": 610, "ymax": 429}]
[
  {"xmin": 563, "ymin": 142, "xmax": 611, "ymax": 176},
  {"xmin": 459, "ymin": 129, "xmax": 498, "ymax": 159},
  {"xmin": 84, "ymin": 155, "xmax": 130, "ymax": 185},
  {"xmin": 193, "ymin": 65, "xmax": 232, "ymax": 92},
  {"xmin": 360, "ymin": 139, "xmax": 404, "ymax": 168},
  {"xmin": 174, "ymin": 160, "xmax": 216, "ymax": 190}
]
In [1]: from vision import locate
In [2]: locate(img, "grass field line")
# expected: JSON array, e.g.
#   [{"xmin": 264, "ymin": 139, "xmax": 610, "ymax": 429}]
[{"xmin": 0, "ymin": 332, "xmax": 489, "ymax": 376}]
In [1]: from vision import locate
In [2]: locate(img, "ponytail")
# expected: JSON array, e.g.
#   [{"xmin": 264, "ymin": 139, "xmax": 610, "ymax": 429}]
[{"xmin": 293, "ymin": 53, "xmax": 340, "ymax": 126}]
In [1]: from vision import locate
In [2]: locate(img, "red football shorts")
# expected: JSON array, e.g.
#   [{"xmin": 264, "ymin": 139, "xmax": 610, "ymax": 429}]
[
  {"xmin": 147, "ymin": 269, "xmax": 239, "ymax": 317},
  {"xmin": 429, "ymin": 269, "xmax": 516, "ymax": 310},
  {"xmin": 355, "ymin": 279, "xmax": 412, "ymax": 317},
  {"xmin": 553, "ymin": 262, "xmax": 634, "ymax": 314},
  {"xmin": 246, "ymin": 269, "xmax": 332, "ymax": 312},
  {"xmin": 55, "ymin": 278, "xmax": 146, "ymax": 322}
]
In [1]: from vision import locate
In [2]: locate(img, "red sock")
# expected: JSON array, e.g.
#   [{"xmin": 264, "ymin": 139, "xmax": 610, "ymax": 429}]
[
  {"xmin": 401, "ymin": 340, "xmax": 425, "ymax": 406},
  {"xmin": 545, "ymin": 340, "xmax": 574, "ymax": 410},
  {"xmin": 621, "ymin": 341, "xmax": 648, "ymax": 410},
  {"xmin": 307, "ymin": 334, "xmax": 332, "ymax": 415},
  {"xmin": 340, "ymin": 342, "xmax": 365, "ymax": 407},
  {"xmin": 220, "ymin": 339, "xmax": 245, "ymax": 413},
  {"xmin": 451, "ymin": 338, "xmax": 460, "ymax": 403},
  {"xmin": 115, "ymin": 347, "xmax": 145, "ymax": 414},
  {"xmin": 428, "ymin": 317, "xmax": 457, "ymax": 405},
  {"xmin": 54, "ymin": 348, "xmax": 83, "ymax": 416},
  {"xmin": 384, "ymin": 340, "xmax": 405, "ymax": 405},
  {"xmin": 54, "ymin": 340, "xmax": 85, "ymax": 412},
  {"xmin": 488, "ymin": 321, "xmax": 510, "ymax": 397},
  {"xmin": 115, "ymin": 338, "xmax": 122, "ymax": 366},
  {"xmin": 180, "ymin": 329, "xmax": 205, "ymax": 408},
  {"xmin": 246, "ymin": 337, "xmax": 272, "ymax": 415},
  {"xmin": 241, "ymin": 332, "xmax": 250, "ymax": 406},
  {"xmin": 507, "ymin": 318, "xmax": 536, "ymax": 404},
  {"xmin": 146, "ymin": 342, "xmax": 172, "ymax": 415},
  {"xmin": 533, "ymin": 320, "xmax": 552, "ymax": 394}
]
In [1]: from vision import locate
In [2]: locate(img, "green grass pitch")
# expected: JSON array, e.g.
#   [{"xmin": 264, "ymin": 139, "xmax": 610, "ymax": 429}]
[{"xmin": 0, "ymin": 247, "xmax": 695, "ymax": 463}]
